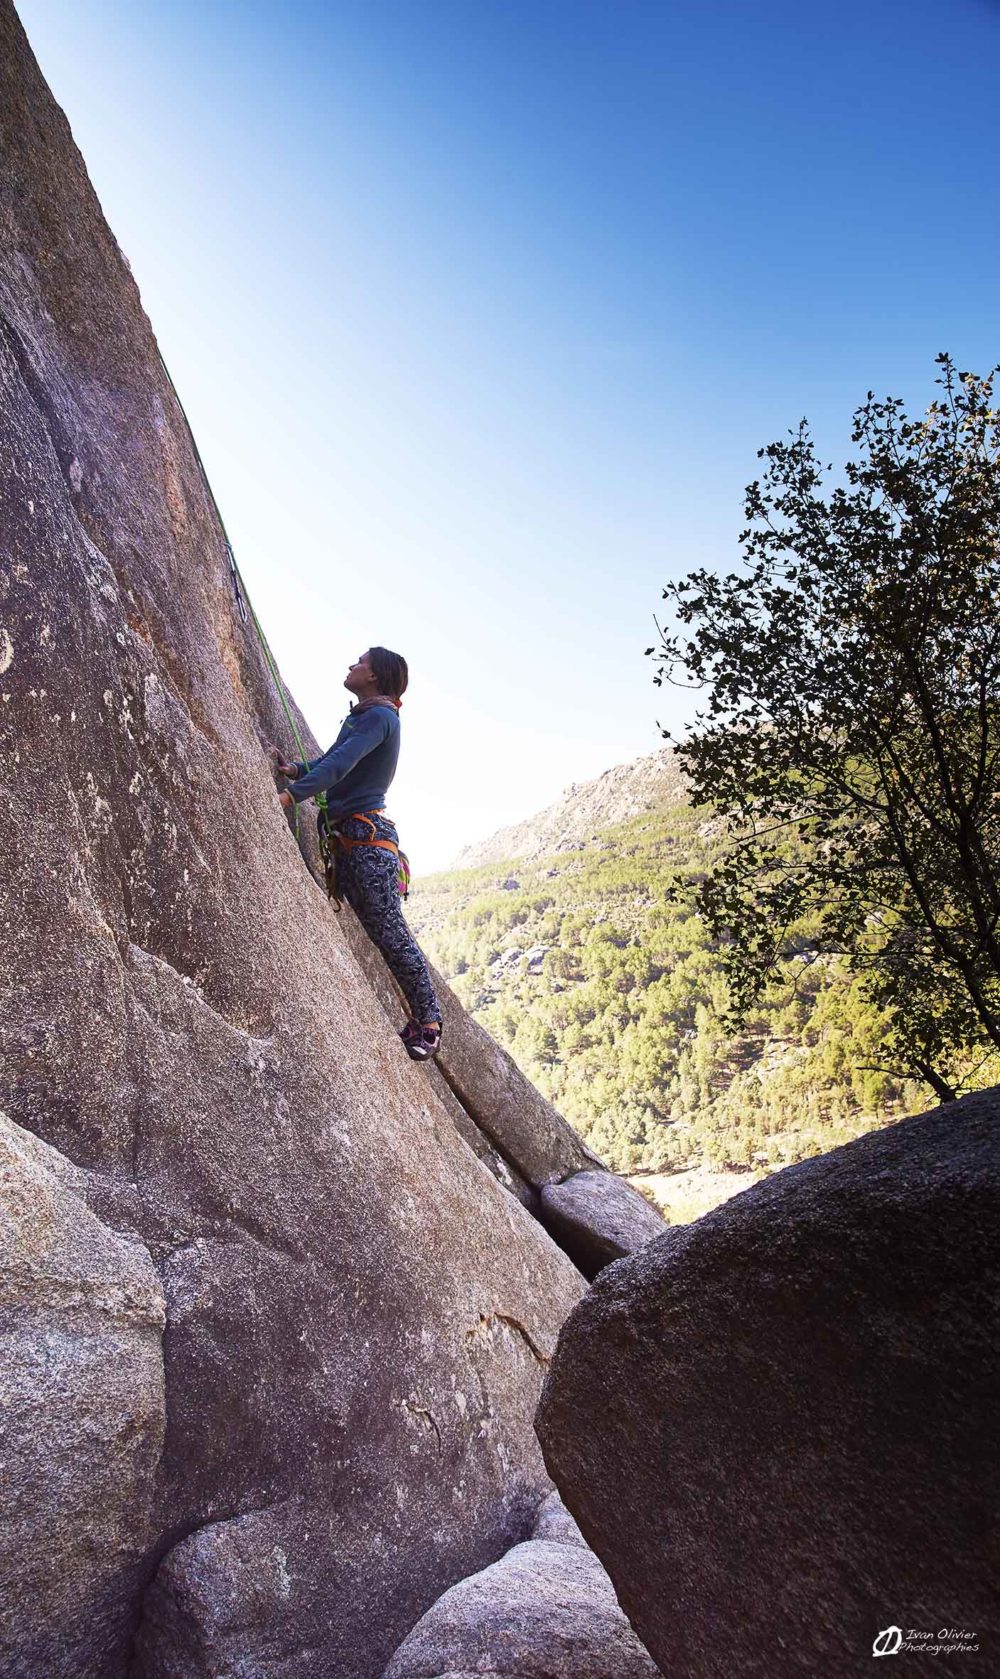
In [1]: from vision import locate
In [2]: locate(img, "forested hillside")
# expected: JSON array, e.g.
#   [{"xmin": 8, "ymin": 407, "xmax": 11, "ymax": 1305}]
[{"xmin": 408, "ymin": 794, "xmax": 932, "ymax": 1185}]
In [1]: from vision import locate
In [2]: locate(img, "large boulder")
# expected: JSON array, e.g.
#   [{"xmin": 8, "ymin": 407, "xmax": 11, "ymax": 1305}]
[
  {"xmin": 381, "ymin": 1536, "xmax": 662, "ymax": 1679},
  {"xmin": 539, "ymin": 1170, "xmax": 670, "ymax": 1278},
  {"xmin": 535, "ymin": 1092, "xmax": 999, "ymax": 1678},
  {"xmin": 0, "ymin": 6, "xmax": 587, "ymax": 1674},
  {"xmin": 0, "ymin": 1113, "xmax": 165, "ymax": 1678}
]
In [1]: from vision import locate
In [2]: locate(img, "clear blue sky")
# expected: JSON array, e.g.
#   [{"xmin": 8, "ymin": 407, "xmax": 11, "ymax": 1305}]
[{"xmin": 17, "ymin": 0, "xmax": 1000, "ymax": 868}]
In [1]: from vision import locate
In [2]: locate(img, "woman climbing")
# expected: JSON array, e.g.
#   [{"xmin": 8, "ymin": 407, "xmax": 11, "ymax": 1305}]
[{"xmin": 274, "ymin": 647, "xmax": 442, "ymax": 1062}]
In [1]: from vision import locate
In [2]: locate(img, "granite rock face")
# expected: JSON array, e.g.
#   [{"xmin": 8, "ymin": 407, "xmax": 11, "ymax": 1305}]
[
  {"xmin": 0, "ymin": 1113, "xmax": 165, "ymax": 1678},
  {"xmin": 535, "ymin": 1092, "xmax": 1000, "ymax": 1678},
  {"xmin": 0, "ymin": 6, "xmax": 588, "ymax": 1673},
  {"xmin": 379, "ymin": 1490, "xmax": 661, "ymax": 1678},
  {"xmin": 338, "ymin": 911, "xmax": 602, "ymax": 1194},
  {"xmin": 539, "ymin": 1170, "xmax": 670, "ymax": 1278},
  {"xmin": 381, "ymin": 1537, "xmax": 662, "ymax": 1679},
  {"xmin": 530, "ymin": 1490, "xmax": 588, "ymax": 1549}
]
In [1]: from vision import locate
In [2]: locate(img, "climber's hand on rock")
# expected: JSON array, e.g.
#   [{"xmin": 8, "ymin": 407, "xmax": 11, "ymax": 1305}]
[
  {"xmin": 271, "ymin": 746, "xmax": 298, "ymax": 779},
  {"xmin": 278, "ymin": 790, "xmax": 294, "ymax": 811}
]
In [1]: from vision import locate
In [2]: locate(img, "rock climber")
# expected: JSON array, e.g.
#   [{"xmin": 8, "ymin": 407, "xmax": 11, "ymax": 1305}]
[{"xmin": 273, "ymin": 647, "xmax": 442, "ymax": 1062}]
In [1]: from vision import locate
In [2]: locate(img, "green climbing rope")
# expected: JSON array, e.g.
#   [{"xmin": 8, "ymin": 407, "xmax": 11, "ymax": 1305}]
[{"xmin": 155, "ymin": 349, "xmax": 327, "ymax": 831}]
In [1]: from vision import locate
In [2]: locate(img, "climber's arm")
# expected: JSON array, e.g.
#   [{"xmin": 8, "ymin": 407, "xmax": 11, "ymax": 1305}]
[
  {"xmin": 287, "ymin": 711, "xmax": 391, "ymax": 803},
  {"xmin": 271, "ymin": 747, "xmax": 319, "ymax": 780}
]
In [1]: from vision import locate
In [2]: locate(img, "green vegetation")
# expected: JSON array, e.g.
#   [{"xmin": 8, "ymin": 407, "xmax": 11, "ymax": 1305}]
[
  {"xmin": 410, "ymin": 361, "xmax": 1000, "ymax": 1188},
  {"xmin": 407, "ymin": 801, "xmax": 946, "ymax": 1177},
  {"xmin": 650, "ymin": 357, "xmax": 1000, "ymax": 1099}
]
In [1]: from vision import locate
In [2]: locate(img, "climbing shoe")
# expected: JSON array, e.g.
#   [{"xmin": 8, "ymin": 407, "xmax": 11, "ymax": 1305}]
[{"xmin": 402, "ymin": 1022, "xmax": 442, "ymax": 1062}]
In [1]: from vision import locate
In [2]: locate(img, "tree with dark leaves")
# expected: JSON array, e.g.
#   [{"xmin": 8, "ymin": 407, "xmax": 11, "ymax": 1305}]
[{"xmin": 649, "ymin": 355, "xmax": 1000, "ymax": 1101}]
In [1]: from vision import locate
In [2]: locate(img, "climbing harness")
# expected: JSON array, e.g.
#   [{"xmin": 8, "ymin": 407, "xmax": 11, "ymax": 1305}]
[{"xmin": 319, "ymin": 808, "xmax": 411, "ymax": 909}]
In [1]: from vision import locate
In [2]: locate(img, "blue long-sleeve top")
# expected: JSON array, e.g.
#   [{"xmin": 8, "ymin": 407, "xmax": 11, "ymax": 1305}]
[{"xmin": 288, "ymin": 704, "xmax": 400, "ymax": 821}]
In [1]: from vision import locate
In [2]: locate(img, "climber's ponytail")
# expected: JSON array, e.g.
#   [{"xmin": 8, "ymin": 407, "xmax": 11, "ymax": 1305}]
[{"xmin": 368, "ymin": 647, "xmax": 408, "ymax": 702}]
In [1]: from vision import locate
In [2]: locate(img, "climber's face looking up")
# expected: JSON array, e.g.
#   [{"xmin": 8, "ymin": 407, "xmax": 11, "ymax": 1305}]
[{"xmin": 345, "ymin": 651, "xmax": 380, "ymax": 699}]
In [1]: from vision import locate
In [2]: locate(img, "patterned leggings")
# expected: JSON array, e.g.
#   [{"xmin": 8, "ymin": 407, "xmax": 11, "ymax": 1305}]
[{"xmin": 335, "ymin": 812, "xmax": 441, "ymax": 1025}]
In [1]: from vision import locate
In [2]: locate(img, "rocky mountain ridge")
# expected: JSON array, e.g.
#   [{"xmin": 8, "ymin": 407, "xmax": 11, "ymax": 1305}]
[{"xmin": 453, "ymin": 746, "xmax": 687, "ymax": 868}]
